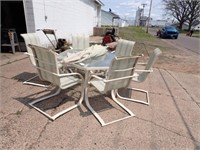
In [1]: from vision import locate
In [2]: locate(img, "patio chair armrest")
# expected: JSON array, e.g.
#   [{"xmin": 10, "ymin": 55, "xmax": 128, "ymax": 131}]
[
  {"xmin": 105, "ymin": 75, "xmax": 134, "ymax": 83},
  {"xmin": 137, "ymin": 62, "xmax": 147, "ymax": 65},
  {"xmin": 58, "ymin": 72, "xmax": 83, "ymax": 78},
  {"xmin": 91, "ymin": 75, "xmax": 105, "ymax": 81},
  {"xmin": 135, "ymin": 69, "xmax": 153, "ymax": 73}
]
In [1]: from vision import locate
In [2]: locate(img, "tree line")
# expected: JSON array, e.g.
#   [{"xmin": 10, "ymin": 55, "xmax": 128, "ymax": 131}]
[{"xmin": 162, "ymin": 0, "xmax": 200, "ymax": 30}]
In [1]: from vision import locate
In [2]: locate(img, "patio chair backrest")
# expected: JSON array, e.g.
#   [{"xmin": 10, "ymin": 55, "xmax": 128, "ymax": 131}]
[
  {"xmin": 72, "ymin": 34, "xmax": 89, "ymax": 49},
  {"xmin": 104, "ymin": 56, "xmax": 140, "ymax": 92},
  {"xmin": 115, "ymin": 39, "xmax": 135, "ymax": 57},
  {"xmin": 138, "ymin": 48, "xmax": 162, "ymax": 82},
  {"xmin": 29, "ymin": 44, "xmax": 60, "ymax": 86},
  {"xmin": 21, "ymin": 33, "xmax": 41, "ymax": 66}
]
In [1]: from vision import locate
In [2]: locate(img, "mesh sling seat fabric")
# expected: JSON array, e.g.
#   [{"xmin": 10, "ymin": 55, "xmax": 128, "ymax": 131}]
[
  {"xmin": 116, "ymin": 48, "xmax": 162, "ymax": 105},
  {"xmin": 115, "ymin": 39, "xmax": 136, "ymax": 57},
  {"xmin": 90, "ymin": 39, "xmax": 136, "ymax": 76},
  {"xmin": 21, "ymin": 33, "xmax": 51, "ymax": 87},
  {"xmin": 88, "ymin": 56, "xmax": 141, "ymax": 126},
  {"xmin": 28, "ymin": 44, "xmax": 84, "ymax": 120},
  {"xmin": 71, "ymin": 34, "xmax": 90, "ymax": 50},
  {"xmin": 21, "ymin": 33, "xmax": 42, "ymax": 66}
]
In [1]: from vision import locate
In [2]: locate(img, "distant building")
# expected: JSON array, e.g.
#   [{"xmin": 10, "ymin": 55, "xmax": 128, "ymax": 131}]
[
  {"xmin": 194, "ymin": 24, "xmax": 200, "ymax": 30},
  {"xmin": 101, "ymin": 9, "xmax": 120, "ymax": 26},
  {"xmin": 150, "ymin": 20, "xmax": 168, "ymax": 27},
  {"xmin": 171, "ymin": 23, "xmax": 189, "ymax": 30},
  {"xmin": 101, "ymin": 9, "xmax": 128, "ymax": 27},
  {"xmin": 135, "ymin": 7, "xmax": 143, "ymax": 26},
  {"xmin": 119, "ymin": 18, "xmax": 129, "ymax": 27},
  {"xmin": 135, "ymin": 7, "xmax": 150, "ymax": 26}
]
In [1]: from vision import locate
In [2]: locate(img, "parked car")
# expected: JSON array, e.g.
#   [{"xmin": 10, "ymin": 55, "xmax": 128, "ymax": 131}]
[{"xmin": 157, "ymin": 26, "xmax": 179, "ymax": 39}]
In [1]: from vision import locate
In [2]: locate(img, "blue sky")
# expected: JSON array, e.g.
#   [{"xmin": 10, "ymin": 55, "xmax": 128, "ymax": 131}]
[{"xmin": 101, "ymin": 0, "xmax": 165, "ymax": 20}]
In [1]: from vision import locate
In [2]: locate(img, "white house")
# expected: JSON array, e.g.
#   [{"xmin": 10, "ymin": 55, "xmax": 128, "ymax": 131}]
[
  {"xmin": 101, "ymin": 9, "xmax": 128, "ymax": 27},
  {"xmin": 101, "ymin": 9, "xmax": 120, "ymax": 26},
  {"xmin": 1, "ymin": 0, "xmax": 103, "ymax": 45},
  {"xmin": 194, "ymin": 24, "xmax": 200, "ymax": 31},
  {"xmin": 119, "ymin": 18, "xmax": 129, "ymax": 27}
]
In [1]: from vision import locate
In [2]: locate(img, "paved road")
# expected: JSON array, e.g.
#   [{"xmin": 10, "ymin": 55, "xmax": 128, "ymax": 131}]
[{"xmin": 149, "ymin": 28, "xmax": 200, "ymax": 54}]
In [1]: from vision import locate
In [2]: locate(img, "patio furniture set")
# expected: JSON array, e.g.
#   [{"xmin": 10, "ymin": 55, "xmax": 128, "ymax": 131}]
[{"xmin": 21, "ymin": 30, "xmax": 161, "ymax": 126}]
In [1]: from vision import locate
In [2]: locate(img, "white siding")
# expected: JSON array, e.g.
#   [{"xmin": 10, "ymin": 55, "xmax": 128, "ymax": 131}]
[
  {"xmin": 101, "ymin": 10, "xmax": 120, "ymax": 26},
  {"xmin": 101, "ymin": 10, "xmax": 113, "ymax": 26},
  {"xmin": 23, "ymin": 0, "xmax": 35, "ymax": 32},
  {"xmin": 24, "ymin": 0, "xmax": 100, "ymax": 45}
]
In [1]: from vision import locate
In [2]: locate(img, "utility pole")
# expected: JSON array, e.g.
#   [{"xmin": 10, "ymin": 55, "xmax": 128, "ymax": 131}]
[{"xmin": 146, "ymin": 0, "xmax": 153, "ymax": 33}]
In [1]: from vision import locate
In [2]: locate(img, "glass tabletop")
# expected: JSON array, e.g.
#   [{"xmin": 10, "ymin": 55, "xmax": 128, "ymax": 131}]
[
  {"xmin": 77, "ymin": 51, "xmax": 115, "ymax": 68},
  {"xmin": 58, "ymin": 49, "xmax": 116, "ymax": 70}
]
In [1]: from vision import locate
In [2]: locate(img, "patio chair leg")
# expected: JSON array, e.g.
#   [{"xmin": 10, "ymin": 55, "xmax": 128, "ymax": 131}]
[
  {"xmin": 116, "ymin": 87, "xmax": 150, "ymax": 105},
  {"xmin": 85, "ymin": 88, "xmax": 135, "ymax": 126},
  {"xmin": 23, "ymin": 74, "xmax": 50, "ymax": 88},
  {"xmin": 29, "ymin": 87, "xmax": 84, "ymax": 120}
]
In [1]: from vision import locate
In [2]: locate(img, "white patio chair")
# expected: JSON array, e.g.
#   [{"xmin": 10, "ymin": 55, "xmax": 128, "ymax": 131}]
[
  {"xmin": 90, "ymin": 39, "xmax": 136, "ymax": 76},
  {"xmin": 117, "ymin": 48, "xmax": 162, "ymax": 105},
  {"xmin": 28, "ymin": 44, "xmax": 84, "ymax": 120},
  {"xmin": 21, "ymin": 33, "xmax": 51, "ymax": 87},
  {"xmin": 71, "ymin": 34, "xmax": 89, "ymax": 50},
  {"xmin": 88, "ymin": 55, "xmax": 141, "ymax": 126},
  {"xmin": 115, "ymin": 39, "xmax": 136, "ymax": 57}
]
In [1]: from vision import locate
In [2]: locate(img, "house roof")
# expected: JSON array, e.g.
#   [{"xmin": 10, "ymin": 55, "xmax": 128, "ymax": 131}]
[
  {"xmin": 95, "ymin": 0, "xmax": 104, "ymax": 6},
  {"xmin": 101, "ymin": 9, "xmax": 120, "ymax": 19}
]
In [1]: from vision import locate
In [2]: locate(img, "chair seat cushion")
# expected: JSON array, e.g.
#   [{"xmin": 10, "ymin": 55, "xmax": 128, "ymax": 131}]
[{"xmin": 60, "ymin": 76, "xmax": 81, "ymax": 89}]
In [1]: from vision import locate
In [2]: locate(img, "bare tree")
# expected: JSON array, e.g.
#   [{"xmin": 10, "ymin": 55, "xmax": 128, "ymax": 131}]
[
  {"xmin": 162, "ymin": 0, "xmax": 190, "ymax": 29},
  {"xmin": 186, "ymin": 0, "xmax": 200, "ymax": 31}
]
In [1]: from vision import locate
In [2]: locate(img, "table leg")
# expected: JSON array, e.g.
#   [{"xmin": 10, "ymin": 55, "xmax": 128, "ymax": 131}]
[{"xmin": 83, "ymin": 70, "xmax": 106, "ymax": 126}]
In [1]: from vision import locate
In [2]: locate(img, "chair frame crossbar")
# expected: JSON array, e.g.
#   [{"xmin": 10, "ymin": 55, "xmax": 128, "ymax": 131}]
[{"xmin": 116, "ymin": 88, "xmax": 150, "ymax": 105}]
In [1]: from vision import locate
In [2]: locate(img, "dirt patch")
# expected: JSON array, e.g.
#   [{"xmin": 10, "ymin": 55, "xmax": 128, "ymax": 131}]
[
  {"xmin": 155, "ymin": 49, "xmax": 200, "ymax": 74},
  {"xmin": 155, "ymin": 43, "xmax": 199, "ymax": 75},
  {"xmin": 134, "ymin": 39, "xmax": 200, "ymax": 75}
]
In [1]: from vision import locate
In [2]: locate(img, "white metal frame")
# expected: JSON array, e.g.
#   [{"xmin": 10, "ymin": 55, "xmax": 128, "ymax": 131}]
[
  {"xmin": 85, "ymin": 86, "xmax": 135, "ymax": 126},
  {"xmin": 116, "ymin": 87, "xmax": 150, "ymax": 105},
  {"xmin": 87, "ymin": 56, "xmax": 140, "ymax": 126},
  {"xmin": 28, "ymin": 44, "xmax": 84, "ymax": 120},
  {"xmin": 129, "ymin": 48, "xmax": 162, "ymax": 105},
  {"xmin": 23, "ymin": 74, "xmax": 50, "ymax": 87},
  {"xmin": 29, "ymin": 73, "xmax": 84, "ymax": 120},
  {"xmin": 21, "ymin": 33, "xmax": 51, "ymax": 87}
]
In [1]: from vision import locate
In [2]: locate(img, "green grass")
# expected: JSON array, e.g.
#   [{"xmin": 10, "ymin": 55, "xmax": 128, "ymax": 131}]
[
  {"xmin": 118, "ymin": 26, "xmax": 167, "ymax": 53},
  {"xmin": 117, "ymin": 26, "xmax": 166, "ymax": 56},
  {"xmin": 192, "ymin": 34, "xmax": 200, "ymax": 38},
  {"xmin": 119, "ymin": 26, "xmax": 155, "ymax": 42}
]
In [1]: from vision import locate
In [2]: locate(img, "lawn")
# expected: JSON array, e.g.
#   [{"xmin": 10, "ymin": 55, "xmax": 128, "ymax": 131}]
[
  {"xmin": 118, "ymin": 26, "xmax": 166, "ymax": 54},
  {"xmin": 118, "ymin": 26, "xmax": 155, "ymax": 42}
]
